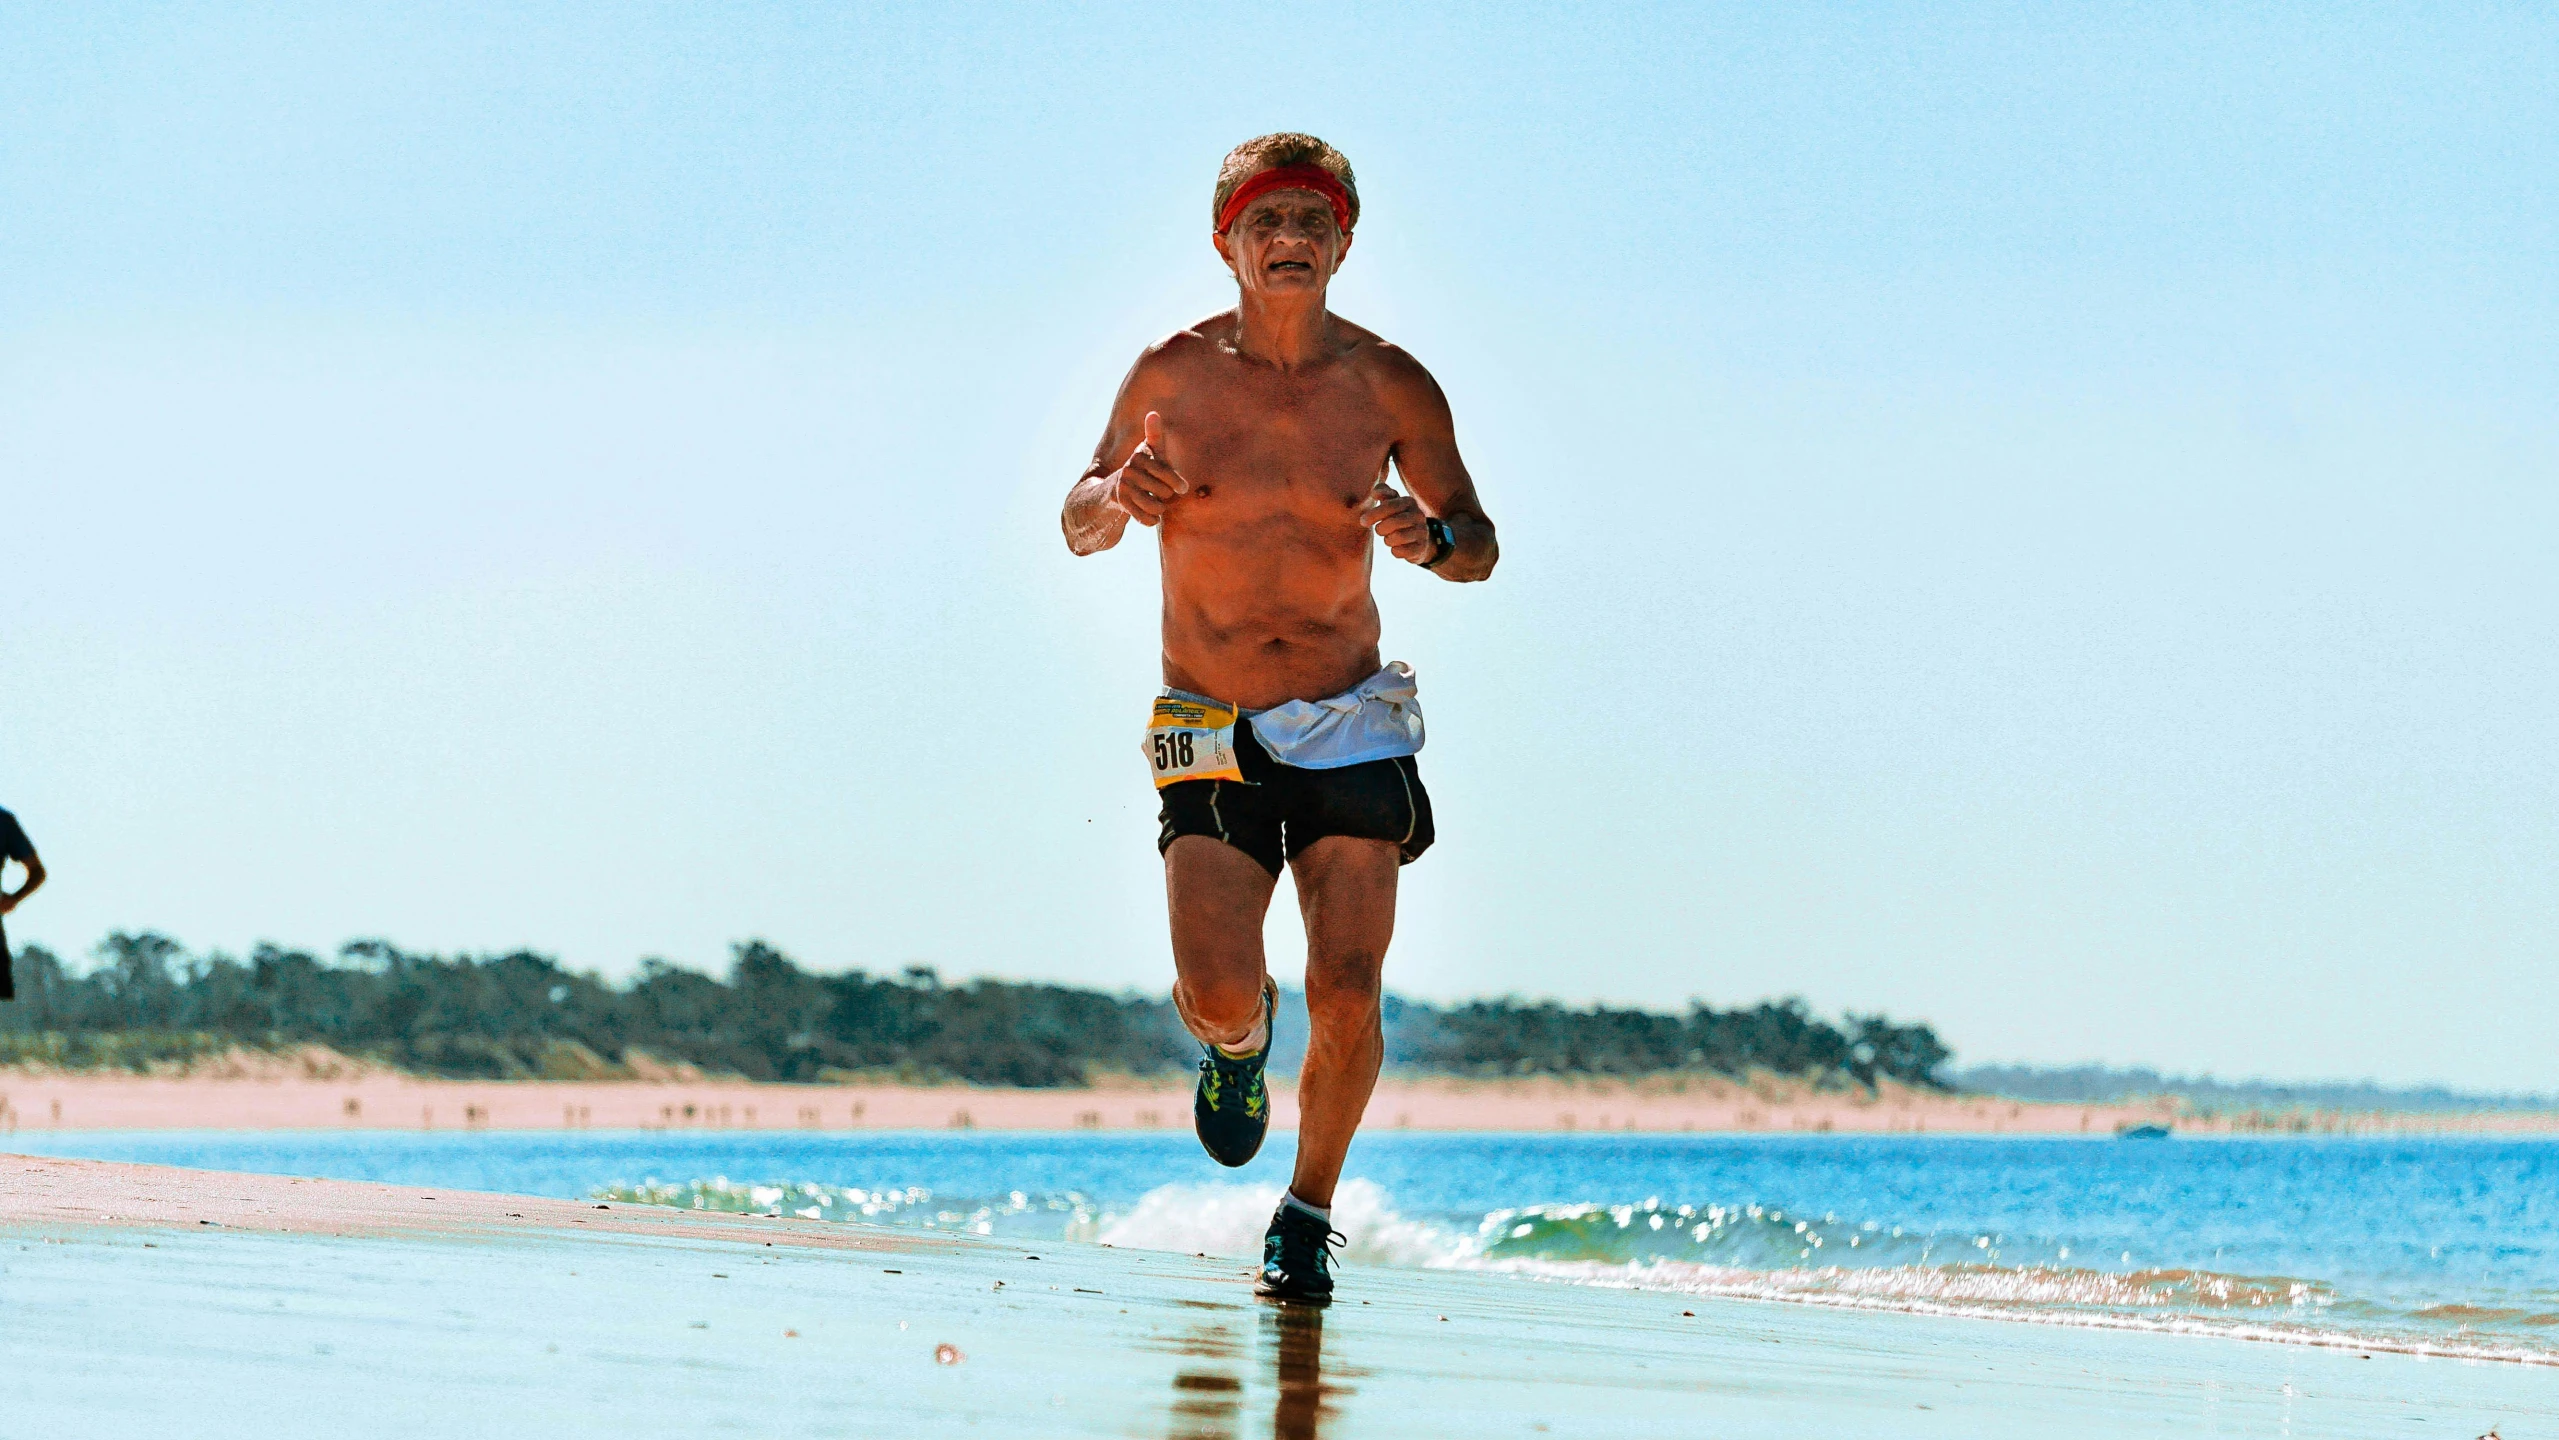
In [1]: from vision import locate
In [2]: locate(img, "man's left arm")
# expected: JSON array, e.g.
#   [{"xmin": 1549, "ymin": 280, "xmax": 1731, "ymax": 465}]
[{"xmin": 1362, "ymin": 357, "xmax": 1498, "ymax": 583}]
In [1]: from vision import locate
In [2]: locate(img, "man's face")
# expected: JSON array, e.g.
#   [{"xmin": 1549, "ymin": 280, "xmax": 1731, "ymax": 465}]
[{"xmin": 1214, "ymin": 188, "xmax": 1352, "ymax": 299}]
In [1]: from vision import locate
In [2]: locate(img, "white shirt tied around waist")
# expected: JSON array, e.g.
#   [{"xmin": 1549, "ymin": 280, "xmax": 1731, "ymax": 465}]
[{"xmin": 1247, "ymin": 662, "xmax": 1424, "ymax": 770}]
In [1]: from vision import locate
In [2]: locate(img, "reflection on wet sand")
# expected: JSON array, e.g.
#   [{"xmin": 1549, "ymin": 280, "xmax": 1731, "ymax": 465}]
[
  {"xmin": 1163, "ymin": 1318, "xmax": 1245, "ymax": 1439},
  {"xmin": 1165, "ymin": 1303, "xmax": 1353, "ymax": 1439},
  {"xmin": 1169, "ymin": 1366, "xmax": 1245, "ymax": 1438},
  {"xmin": 1268, "ymin": 1303, "xmax": 1342, "ymax": 1439}
]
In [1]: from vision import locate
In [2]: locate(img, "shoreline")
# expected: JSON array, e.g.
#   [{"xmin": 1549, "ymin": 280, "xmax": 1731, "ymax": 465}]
[
  {"xmin": 5, "ymin": 1153, "xmax": 2551, "ymax": 1436},
  {"xmin": 4, "ymin": 1067, "xmax": 2550, "ymax": 1136}
]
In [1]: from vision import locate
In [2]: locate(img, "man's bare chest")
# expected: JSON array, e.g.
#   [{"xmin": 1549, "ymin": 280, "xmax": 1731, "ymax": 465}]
[{"xmin": 1163, "ymin": 377, "xmax": 1394, "ymax": 519}]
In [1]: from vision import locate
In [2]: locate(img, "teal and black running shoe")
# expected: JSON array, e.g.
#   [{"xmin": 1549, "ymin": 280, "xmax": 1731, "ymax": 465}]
[
  {"xmin": 1254, "ymin": 1201, "xmax": 1341, "ymax": 1304},
  {"xmin": 1193, "ymin": 976, "xmax": 1277, "ymax": 1167}
]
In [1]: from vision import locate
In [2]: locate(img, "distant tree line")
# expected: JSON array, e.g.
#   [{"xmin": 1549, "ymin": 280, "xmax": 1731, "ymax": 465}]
[
  {"xmin": 1946, "ymin": 1062, "xmax": 2553, "ymax": 1114},
  {"xmin": 1394, "ymin": 995, "xmax": 1951, "ymax": 1087},
  {"xmin": 0, "ymin": 934, "xmax": 1952, "ymax": 1089}
]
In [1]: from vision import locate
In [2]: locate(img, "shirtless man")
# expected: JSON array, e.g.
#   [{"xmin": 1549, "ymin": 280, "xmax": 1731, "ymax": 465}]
[
  {"xmin": 0, "ymin": 804, "xmax": 46, "ymax": 1002},
  {"xmin": 1062, "ymin": 134, "xmax": 1497, "ymax": 1302}
]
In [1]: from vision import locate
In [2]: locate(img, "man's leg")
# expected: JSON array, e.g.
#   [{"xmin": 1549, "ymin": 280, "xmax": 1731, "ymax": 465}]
[
  {"xmin": 1282, "ymin": 835, "xmax": 1400, "ymax": 1208},
  {"xmin": 1165, "ymin": 835, "xmax": 1279, "ymax": 1048}
]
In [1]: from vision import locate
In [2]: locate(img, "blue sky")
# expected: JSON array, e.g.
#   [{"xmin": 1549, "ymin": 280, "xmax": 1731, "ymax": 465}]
[{"xmin": 3, "ymin": 3, "xmax": 2552, "ymax": 1088}]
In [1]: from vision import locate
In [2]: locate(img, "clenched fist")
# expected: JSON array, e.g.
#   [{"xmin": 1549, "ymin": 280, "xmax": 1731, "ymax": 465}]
[
  {"xmin": 1107, "ymin": 411, "xmax": 1191, "ymax": 526},
  {"xmin": 1360, "ymin": 480, "xmax": 1439, "ymax": 564}
]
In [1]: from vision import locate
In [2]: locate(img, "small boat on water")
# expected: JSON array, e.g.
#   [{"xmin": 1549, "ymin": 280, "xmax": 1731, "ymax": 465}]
[{"xmin": 2116, "ymin": 1122, "xmax": 2173, "ymax": 1140}]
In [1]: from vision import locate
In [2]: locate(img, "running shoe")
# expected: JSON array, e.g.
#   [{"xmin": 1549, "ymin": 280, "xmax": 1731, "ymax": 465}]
[
  {"xmin": 1193, "ymin": 976, "xmax": 1277, "ymax": 1167},
  {"xmin": 1254, "ymin": 1200, "xmax": 1342, "ymax": 1304}
]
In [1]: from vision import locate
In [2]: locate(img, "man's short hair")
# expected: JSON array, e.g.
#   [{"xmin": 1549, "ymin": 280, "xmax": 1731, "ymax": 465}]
[{"xmin": 1212, "ymin": 133, "xmax": 1359, "ymax": 233}]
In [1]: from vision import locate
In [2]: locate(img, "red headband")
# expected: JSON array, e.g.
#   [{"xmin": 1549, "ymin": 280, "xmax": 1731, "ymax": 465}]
[{"xmin": 1215, "ymin": 163, "xmax": 1355, "ymax": 236}]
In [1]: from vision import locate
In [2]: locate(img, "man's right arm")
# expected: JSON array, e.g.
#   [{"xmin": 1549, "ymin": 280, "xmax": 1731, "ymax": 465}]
[
  {"xmin": 1062, "ymin": 354, "xmax": 1190, "ymax": 555},
  {"xmin": 0, "ymin": 817, "xmax": 41, "ymax": 915}
]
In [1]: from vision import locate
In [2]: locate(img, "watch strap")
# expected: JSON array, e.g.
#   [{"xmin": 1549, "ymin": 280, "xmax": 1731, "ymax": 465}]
[{"xmin": 1422, "ymin": 516, "xmax": 1457, "ymax": 569}]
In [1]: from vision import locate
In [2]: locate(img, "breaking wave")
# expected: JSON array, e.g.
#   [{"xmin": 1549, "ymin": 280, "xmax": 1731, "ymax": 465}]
[
  {"xmin": 597, "ymin": 1176, "xmax": 1109, "ymax": 1239},
  {"xmin": 596, "ymin": 1177, "xmax": 2559, "ymax": 1366}
]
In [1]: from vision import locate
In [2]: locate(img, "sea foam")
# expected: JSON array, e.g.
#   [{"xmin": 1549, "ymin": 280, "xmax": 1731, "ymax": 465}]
[{"xmin": 595, "ymin": 1173, "xmax": 2559, "ymax": 1366}]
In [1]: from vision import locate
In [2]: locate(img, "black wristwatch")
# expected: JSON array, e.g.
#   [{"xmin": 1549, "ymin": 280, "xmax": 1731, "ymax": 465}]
[{"xmin": 1421, "ymin": 516, "xmax": 1458, "ymax": 569}]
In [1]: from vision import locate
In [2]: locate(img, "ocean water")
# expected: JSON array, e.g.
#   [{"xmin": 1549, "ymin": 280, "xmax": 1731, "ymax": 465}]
[{"xmin": 11, "ymin": 1129, "xmax": 2553, "ymax": 1365}]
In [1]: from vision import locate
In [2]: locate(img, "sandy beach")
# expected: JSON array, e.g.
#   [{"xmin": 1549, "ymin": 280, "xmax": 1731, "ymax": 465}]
[
  {"xmin": 2, "ymin": 1151, "xmax": 2549, "ymax": 1437},
  {"xmin": 3, "ymin": 1059, "xmax": 2549, "ymax": 1137}
]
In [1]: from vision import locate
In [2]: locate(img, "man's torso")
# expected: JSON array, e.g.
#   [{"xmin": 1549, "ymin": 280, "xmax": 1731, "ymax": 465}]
[{"xmin": 1139, "ymin": 314, "xmax": 1410, "ymax": 710}]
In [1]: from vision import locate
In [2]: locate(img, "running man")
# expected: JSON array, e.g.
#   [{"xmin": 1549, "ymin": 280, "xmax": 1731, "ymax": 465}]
[
  {"xmin": 1061, "ymin": 134, "xmax": 1498, "ymax": 1302},
  {"xmin": 0, "ymin": 805, "xmax": 46, "ymax": 1002}
]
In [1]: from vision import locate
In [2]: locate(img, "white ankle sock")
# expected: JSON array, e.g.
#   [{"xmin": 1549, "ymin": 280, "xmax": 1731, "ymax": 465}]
[
  {"xmin": 1214, "ymin": 1014, "xmax": 1267, "ymax": 1058},
  {"xmin": 1281, "ymin": 1191, "xmax": 1331, "ymax": 1225},
  {"xmin": 1213, "ymin": 991, "xmax": 1270, "ymax": 1058}
]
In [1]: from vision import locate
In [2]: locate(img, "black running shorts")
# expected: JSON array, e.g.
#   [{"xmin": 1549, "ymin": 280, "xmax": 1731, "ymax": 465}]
[{"xmin": 1156, "ymin": 719, "xmax": 1434, "ymax": 878}]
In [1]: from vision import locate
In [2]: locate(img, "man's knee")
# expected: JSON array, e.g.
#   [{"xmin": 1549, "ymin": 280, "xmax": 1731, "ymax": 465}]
[
  {"xmin": 1176, "ymin": 971, "xmax": 1267, "ymax": 1035},
  {"xmin": 1303, "ymin": 957, "xmax": 1383, "ymax": 1040}
]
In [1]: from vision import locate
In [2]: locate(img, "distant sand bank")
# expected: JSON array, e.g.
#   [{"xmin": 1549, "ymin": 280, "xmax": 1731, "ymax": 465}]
[{"xmin": 4, "ymin": 1059, "xmax": 2548, "ymax": 1135}]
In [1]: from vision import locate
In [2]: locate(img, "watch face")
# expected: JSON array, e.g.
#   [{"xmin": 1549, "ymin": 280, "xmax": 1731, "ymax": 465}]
[{"xmin": 1425, "ymin": 517, "xmax": 1456, "ymax": 566}]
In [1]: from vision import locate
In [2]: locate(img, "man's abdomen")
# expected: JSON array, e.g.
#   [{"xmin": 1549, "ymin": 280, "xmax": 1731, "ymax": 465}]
[
  {"xmin": 1159, "ymin": 529, "xmax": 1381, "ymax": 709},
  {"xmin": 1161, "ymin": 596, "xmax": 1382, "ymax": 711}
]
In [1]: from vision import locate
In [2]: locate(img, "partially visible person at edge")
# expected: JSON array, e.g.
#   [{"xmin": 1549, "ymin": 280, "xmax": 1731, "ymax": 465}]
[
  {"xmin": 1060, "ymin": 134, "xmax": 1499, "ymax": 1303},
  {"xmin": 0, "ymin": 806, "xmax": 47, "ymax": 1002}
]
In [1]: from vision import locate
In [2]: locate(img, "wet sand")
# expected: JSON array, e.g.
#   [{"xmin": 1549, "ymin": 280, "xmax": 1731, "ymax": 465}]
[
  {"xmin": 1, "ymin": 1154, "xmax": 2548, "ymax": 1437},
  {"xmin": 7, "ymin": 1068, "xmax": 2540, "ymax": 1137}
]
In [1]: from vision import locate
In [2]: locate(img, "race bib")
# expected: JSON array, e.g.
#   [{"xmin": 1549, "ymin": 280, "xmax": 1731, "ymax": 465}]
[{"xmin": 1144, "ymin": 695, "xmax": 1246, "ymax": 787}]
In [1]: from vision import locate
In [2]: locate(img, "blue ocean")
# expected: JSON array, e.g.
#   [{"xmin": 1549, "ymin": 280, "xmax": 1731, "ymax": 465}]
[{"xmin": 10, "ymin": 1130, "xmax": 2552, "ymax": 1364}]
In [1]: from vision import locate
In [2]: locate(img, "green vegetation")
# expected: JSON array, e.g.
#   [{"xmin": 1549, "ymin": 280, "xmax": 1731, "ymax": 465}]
[
  {"xmin": 0, "ymin": 933, "xmax": 1951, "ymax": 1089},
  {"xmin": 1947, "ymin": 1063, "xmax": 2554, "ymax": 1115},
  {"xmin": 1398, "ymin": 996, "xmax": 1950, "ymax": 1085}
]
